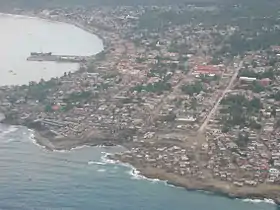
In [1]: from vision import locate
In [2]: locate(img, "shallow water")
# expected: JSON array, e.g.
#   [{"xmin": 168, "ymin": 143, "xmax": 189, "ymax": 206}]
[
  {"xmin": 0, "ymin": 14, "xmax": 103, "ymax": 86},
  {"xmin": 0, "ymin": 125, "xmax": 277, "ymax": 210}
]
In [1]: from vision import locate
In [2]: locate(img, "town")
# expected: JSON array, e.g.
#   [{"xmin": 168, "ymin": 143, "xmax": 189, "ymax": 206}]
[{"xmin": 1, "ymin": 1, "xmax": 280, "ymax": 202}]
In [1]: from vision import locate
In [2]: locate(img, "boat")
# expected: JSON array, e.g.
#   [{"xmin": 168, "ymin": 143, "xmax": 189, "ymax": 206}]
[{"xmin": 30, "ymin": 52, "xmax": 52, "ymax": 56}]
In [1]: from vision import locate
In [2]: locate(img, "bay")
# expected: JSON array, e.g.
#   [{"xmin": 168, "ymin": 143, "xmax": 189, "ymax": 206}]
[{"xmin": 0, "ymin": 14, "xmax": 103, "ymax": 86}]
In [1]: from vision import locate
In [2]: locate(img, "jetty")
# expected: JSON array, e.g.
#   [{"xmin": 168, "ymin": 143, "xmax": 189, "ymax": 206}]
[{"xmin": 27, "ymin": 52, "xmax": 90, "ymax": 63}]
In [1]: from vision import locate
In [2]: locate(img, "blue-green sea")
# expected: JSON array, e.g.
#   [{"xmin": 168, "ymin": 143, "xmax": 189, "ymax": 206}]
[{"xmin": 0, "ymin": 124, "xmax": 277, "ymax": 210}]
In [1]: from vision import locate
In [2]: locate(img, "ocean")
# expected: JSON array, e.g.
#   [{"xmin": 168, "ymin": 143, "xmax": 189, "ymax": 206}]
[{"xmin": 0, "ymin": 14, "xmax": 277, "ymax": 210}]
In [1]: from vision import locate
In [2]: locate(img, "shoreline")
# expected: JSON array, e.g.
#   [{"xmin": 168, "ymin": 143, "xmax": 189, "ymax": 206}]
[
  {"xmin": 0, "ymin": 11, "xmax": 279, "ymax": 208},
  {"xmin": 103, "ymin": 153, "xmax": 277, "ymax": 206},
  {"xmin": 112, "ymin": 157, "xmax": 279, "ymax": 206}
]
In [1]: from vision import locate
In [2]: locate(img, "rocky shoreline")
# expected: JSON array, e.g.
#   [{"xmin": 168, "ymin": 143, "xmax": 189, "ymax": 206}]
[{"xmin": 112, "ymin": 155, "xmax": 280, "ymax": 206}]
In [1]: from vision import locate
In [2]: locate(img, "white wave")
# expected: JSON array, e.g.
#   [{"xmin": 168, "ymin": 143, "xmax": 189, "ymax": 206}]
[
  {"xmin": 3, "ymin": 138, "xmax": 18, "ymax": 143},
  {"xmin": 128, "ymin": 168, "xmax": 145, "ymax": 180},
  {"xmin": 97, "ymin": 168, "xmax": 106, "ymax": 173},
  {"xmin": 70, "ymin": 145, "xmax": 90, "ymax": 151},
  {"xmin": 52, "ymin": 149, "xmax": 71, "ymax": 153},
  {"xmin": 100, "ymin": 152, "xmax": 166, "ymax": 184},
  {"xmin": 128, "ymin": 167, "xmax": 164, "ymax": 184},
  {"xmin": 100, "ymin": 152, "xmax": 118, "ymax": 164},
  {"xmin": 96, "ymin": 145, "xmax": 107, "ymax": 148},
  {"xmin": 88, "ymin": 161, "xmax": 106, "ymax": 165},
  {"xmin": 241, "ymin": 198, "xmax": 276, "ymax": 205},
  {"xmin": 28, "ymin": 131, "xmax": 48, "ymax": 151},
  {"xmin": 30, "ymin": 136, "xmax": 47, "ymax": 150},
  {"xmin": 1, "ymin": 126, "xmax": 18, "ymax": 135}
]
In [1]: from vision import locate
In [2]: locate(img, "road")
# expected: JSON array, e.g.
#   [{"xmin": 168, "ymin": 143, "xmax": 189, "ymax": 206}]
[{"xmin": 197, "ymin": 61, "xmax": 243, "ymax": 133}]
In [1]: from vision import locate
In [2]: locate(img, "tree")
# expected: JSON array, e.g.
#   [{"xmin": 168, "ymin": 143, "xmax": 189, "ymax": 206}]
[
  {"xmin": 45, "ymin": 104, "xmax": 53, "ymax": 112},
  {"xmin": 181, "ymin": 82, "xmax": 203, "ymax": 96},
  {"xmin": 251, "ymin": 81, "xmax": 265, "ymax": 93},
  {"xmin": 249, "ymin": 97, "xmax": 262, "ymax": 111},
  {"xmin": 249, "ymin": 119, "xmax": 262, "ymax": 130},
  {"xmin": 221, "ymin": 125, "xmax": 230, "ymax": 133},
  {"xmin": 236, "ymin": 132, "xmax": 250, "ymax": 147},
  {"xmin": 271, "ymin": 107, "xmax": 277, "ymax": 118}
]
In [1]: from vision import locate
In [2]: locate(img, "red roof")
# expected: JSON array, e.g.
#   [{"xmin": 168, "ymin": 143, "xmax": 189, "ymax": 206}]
[
  {"xmin": 194, "ymin": 65, "xmax": 221, "ymax": 74},
  {"xmin": 260, "ymin": 78, "xmax": 271, "ymax": 81},
  {"xmin": 52, "ymin": 105, "xmax": 60, "ymax": 111}
]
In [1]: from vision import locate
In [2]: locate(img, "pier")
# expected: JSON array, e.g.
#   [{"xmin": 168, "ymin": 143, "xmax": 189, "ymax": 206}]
[{"xmin": 27, "ymin": 54, "xmax": 90, "ymax": 63}]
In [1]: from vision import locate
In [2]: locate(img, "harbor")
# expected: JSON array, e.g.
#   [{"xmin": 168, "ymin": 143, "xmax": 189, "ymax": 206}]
[{"xmin": 27, "ymin": 52, "xmax": 90, "ymax": 63}]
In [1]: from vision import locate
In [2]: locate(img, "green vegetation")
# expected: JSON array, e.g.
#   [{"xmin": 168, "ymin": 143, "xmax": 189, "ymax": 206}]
[
  {"xmin": 181, "ymin": 81, "xmax": 204, "ymax": 96},
  {"xmin": 269, "ymin": 91, "xmax": 280, "ymax": 101},
  {"xmin": 63, "ymin": 91, "xmax": 91, "ymax": 103},
  {"xmin": 199, "ymin": 74, "xmax": 220, "ymax": 83},
  {"xmin": 132, "ymin": 81, "xmax": 172, "ymax": 94},
  {"xmin": 136, "ymin": 57, "xmax": 146, "ymax": 63},
  {"xmin": 236, "ymin": 132, "xmax": 250, "ymax": 148},
  {"xmin": 239, "ymin": 68, "xmax": 276, "ymax": 80},
  {"xmin": 160, "ymin": 113, "xmax": 176, "ymax": 122},
  {"xmin": 102, "ymin": 72, "xmax": 119, "ymax": 79},
  {"xmin": 26, "ymin": 79, "xmax": 57, "ymax": 102},
  {"xmin": 250, "ymin": 81, "xmax": 265, "ymax": 93},
  {"xmin": 94, "ymin": 51, "xmax": 107, "ymax": 61},
  {"xmin": 220, "ymin": 94, "xmax": 262, "ymax": 131}
]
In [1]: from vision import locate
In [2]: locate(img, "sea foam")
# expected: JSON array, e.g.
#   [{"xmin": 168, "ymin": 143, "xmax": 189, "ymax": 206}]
[
  {"xmin": 241, "ymin": 198, "xmax": 276, "ymax": 205},
  {"xmin": 88, "ymin": 161, "xmax": 106, "ymax": 165},
  {"xmin": 100, "ymin": 152, "xmax": 166, "ymax": 184},
  {"xmin": 1, "ymin": 126, "xmax": 18, "ymax": 135},
  {"xmin": 29, "ymin": 131, "xmax": 48, "ymax": 151},
  {"xmin": 97, "ymin": 168, "xmax": 106, "ymax": 173}
]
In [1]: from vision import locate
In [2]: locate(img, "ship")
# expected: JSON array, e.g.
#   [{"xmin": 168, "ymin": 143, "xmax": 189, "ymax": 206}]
[{"xmin": 30, "ymin": 52, "xmax": 52, "ymax": 56}]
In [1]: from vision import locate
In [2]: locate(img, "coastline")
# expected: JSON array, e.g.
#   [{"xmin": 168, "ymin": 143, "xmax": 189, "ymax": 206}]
[
  {"xmin": 0, "ymin": 11, "xmax": 279, "ymax": 208},
  {"xmin": 111, "ymin": 155, "xmax": 279, "ymax": 206},
  {"xmin": 25, "ymin": 120, "xmax": 280, "ymax": 206}
]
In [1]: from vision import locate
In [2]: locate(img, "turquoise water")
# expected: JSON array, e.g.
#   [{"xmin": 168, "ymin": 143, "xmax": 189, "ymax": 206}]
[{"xmin": 0, "ymin": 124, "xmax": 277, "ymax": 210}]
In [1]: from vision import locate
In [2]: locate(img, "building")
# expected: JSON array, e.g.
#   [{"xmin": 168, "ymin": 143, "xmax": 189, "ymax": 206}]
[
  {"xmin": 193, "ymin": 65, "xmax": 221, "ymax": 75},
  {"xmin": 239, "ymin": 77, "xmax": 257, "ymax": 83},
  {"xmin": 259, "ymin": 78, "xmax": 271, "ymax": 86},
  {"xmin": 271, "ymin": 46, "xmax": 280, "ymax": 52}
]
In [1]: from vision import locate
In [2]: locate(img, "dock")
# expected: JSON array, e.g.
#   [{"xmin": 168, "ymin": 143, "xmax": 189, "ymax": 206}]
[{"xmin": 27, "ymin": 54, "xmax": 90, "ymax": 63}]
